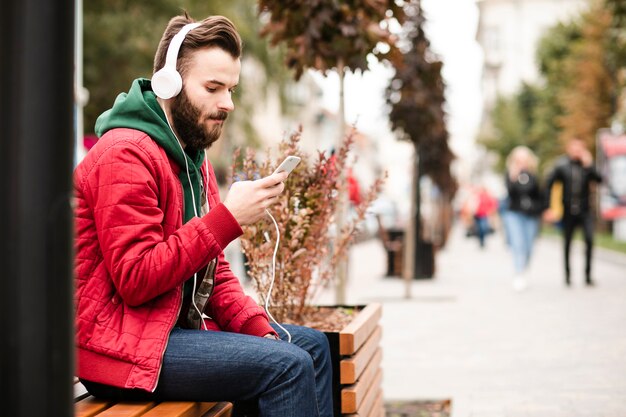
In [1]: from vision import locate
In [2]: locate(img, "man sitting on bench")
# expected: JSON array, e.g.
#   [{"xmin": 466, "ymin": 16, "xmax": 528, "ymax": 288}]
[{"xmin": 73, "ymin": 13, "xmax": 332, "ymax": 417}]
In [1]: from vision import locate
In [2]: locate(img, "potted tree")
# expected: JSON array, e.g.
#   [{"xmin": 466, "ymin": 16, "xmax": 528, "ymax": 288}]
[{"xmin": 231, "ymin": 127, "xmax": 385, "ymax": 417}]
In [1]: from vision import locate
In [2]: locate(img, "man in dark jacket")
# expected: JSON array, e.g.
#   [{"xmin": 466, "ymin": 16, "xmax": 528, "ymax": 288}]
[{"xmin": 545, "ymin": 138, "xmax": 603, "ymax": 286}]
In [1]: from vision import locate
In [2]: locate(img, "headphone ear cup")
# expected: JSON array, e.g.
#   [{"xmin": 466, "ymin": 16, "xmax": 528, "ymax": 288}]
[{"xmin": 152, "ymin": 67, "xmax": 182, "ymax": 99}]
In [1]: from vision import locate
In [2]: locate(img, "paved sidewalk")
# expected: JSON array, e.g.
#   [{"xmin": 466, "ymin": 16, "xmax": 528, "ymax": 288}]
[{"xmin": 321, "ymin": 225, "xmax": 626, "ymax": 417}]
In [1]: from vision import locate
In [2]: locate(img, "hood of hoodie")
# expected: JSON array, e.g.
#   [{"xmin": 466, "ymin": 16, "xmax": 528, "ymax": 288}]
[{"xmin": 95, "ymin": 78, "xmax": 204, "ymax": 223}]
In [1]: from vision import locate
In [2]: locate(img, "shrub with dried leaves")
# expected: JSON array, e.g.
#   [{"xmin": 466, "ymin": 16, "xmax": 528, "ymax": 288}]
[{"xmin": 231, "ymin": 127, "xmax": 384, "ymax": 324}]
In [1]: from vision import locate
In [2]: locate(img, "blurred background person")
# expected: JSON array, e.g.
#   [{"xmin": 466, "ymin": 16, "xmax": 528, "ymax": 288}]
[
  {"xmin": 502, "ymin": 146, "xmax": 544, "ymax": 291},
  {"xmin": 544, "ymin": 138, "xmax": 603, "ymax": 287},
  {"xmin": 464, "ymin": 184, "xmax": 498, "ymax": 249},
  {"xmin": 347, "ymin": 167, "xmax": 362, "ymax": 207}
]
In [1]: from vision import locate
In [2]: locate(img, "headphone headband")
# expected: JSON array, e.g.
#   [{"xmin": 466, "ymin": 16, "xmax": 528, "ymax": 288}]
[
  {"xmin": 164, "ymin": 22, "xmax": 202, "ymax": 69},
  {"xmin": 152, "ymin": 22, "xmax": 202, "ymax": 99}
]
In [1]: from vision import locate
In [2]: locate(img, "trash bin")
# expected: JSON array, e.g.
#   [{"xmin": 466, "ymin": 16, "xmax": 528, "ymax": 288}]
[
  {"xmin": 414, "ymin": 240, "xmax": 435, "ymax": 279},
  {"xmin": 385, "ymin": 228, "xmax": 404, "ymax": 277}
]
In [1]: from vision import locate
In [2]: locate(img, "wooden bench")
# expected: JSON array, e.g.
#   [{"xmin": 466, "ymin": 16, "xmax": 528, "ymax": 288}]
[{"xmin": 74, "ymin": 379, "xmax": 233, "ymax": 417}]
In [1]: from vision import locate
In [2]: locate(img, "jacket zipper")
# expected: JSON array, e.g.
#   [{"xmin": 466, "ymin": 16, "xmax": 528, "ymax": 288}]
[
  {"xmin": 152, "ymin": 180, "xmax": 186, "ymax": 392},
  {"xmin": 151, "ymin": 278, "xmax": 184, "ymax": 392},
  {"xmin": 199, "ymin": 171, "xmax": 216, "ymax": 307},
  {"xmin": 153, "ymin": 167, "xmax": 217, "ymax": 390}
]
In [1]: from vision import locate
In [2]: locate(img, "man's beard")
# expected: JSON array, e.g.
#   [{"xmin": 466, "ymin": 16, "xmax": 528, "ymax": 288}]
[{"xmin": 170, "ymin": 90, "xmax": 228, "ymax": 153}]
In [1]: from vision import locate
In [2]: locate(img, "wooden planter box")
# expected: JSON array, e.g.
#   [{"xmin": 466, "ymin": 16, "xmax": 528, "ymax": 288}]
[{"xmin": 322, "ymin": 303, "xmax": 384, "ymax": 417}]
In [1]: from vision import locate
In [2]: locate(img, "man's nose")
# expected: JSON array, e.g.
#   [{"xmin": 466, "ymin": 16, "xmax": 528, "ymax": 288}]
[{"xmin": 218, "ymin": 93, "xmax": 235, "ymax": 112}]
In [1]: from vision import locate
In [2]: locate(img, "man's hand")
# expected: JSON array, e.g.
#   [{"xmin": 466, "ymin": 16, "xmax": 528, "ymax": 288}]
[
  {"xmin": 543, "ymin": 208, "xmax": 558, "ymax": 223},
  {"xmin": 223, "ymin": 172, "xmax": 288, "ymax": 225}
]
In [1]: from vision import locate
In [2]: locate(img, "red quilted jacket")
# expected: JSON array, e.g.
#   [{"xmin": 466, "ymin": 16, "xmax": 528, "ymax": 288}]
[{"xmin": 74, "ymin": 128, "xmax": 275, "ymax": 392}]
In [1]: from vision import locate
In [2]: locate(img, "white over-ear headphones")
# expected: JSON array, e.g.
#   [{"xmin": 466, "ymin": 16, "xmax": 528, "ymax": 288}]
[{"xmin": 152, "ymin": 22, "xmax": 201, "ymax": 99}]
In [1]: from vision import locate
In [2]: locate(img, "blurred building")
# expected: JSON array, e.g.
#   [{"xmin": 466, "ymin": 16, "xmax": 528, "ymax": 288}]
[
  {"xmin": 473, "ymin": 0, "xmax": 588, "ymax": 187},
  {"xmin": 476, "ymin": 0, "xmax": 588, "ymax": 115}
]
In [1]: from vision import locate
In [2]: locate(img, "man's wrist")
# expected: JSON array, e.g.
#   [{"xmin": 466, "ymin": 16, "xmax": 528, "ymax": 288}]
[{"xmin": 264, "ymin": 333, "xmax": 279, "ymax": 340}]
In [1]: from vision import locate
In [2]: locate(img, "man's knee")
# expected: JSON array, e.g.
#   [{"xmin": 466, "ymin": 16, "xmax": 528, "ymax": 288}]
[
  {"xmin": 274, "ymin": 343, "xmax": 315, "ymax": 381},
  {"xmin": 296, "ymin": 327, "xmax": 331, "ymax": 364},
  {"xmin": 304, "ymin": 327, "xmax": 330, "ymax": 350}
]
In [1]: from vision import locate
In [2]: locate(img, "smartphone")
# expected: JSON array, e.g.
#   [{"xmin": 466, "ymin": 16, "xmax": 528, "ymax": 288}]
[{"xmin": 273, "ymin": 155, "xmax": 301, "ymax": 176}]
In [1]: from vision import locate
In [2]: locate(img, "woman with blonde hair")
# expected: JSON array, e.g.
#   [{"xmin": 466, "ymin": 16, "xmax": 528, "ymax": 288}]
[{"xmin": 503, "ymin": 146, "xmax": 544, "ymax": 291}]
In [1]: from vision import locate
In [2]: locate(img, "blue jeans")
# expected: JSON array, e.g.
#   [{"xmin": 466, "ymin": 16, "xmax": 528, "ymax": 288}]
[
  {"xmin": 81, "ymin": 324, "xmax": 333, "ymax": 417},
  {"xmin": 503, "ymin": 210, "xmax": 539, "ymax": 273},
  {"xmin": 474, "ymin": 215, "xmax": 491, "ymax": 247}
]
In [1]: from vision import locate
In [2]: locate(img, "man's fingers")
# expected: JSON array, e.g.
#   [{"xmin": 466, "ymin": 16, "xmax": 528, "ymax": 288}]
[
  {"xmin": 273, "ymin": 181, "xmax": 285, "ymax": 194},
  {"xmin": 264, "ymin": 195, "xmax": 278, "ymax": 208},
  {"xmin": 258, "ymin": 178, "xmax": 285, "ymax": 200},
  {"xmin": 258, "ymin": 172, "xmax": 288, "ymax": 187}
]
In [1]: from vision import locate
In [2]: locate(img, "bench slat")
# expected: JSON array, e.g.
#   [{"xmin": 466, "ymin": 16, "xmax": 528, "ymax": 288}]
[
  {"xmin": 341, "ymin": 349, "xmax": 383, "ymax": 413},
  {"xmin": 339, "ymin": 303, "xmax": 382, "ymax": 355},
  {"xmin": 367, "ymin": 391, "xmax": 384, "ymax": 417},
  {"xmin": 202, "ymin": 401, "xmax": 233, "ymax": 417},
  {"xmin": 356, "ymin": 372, "xmax": 381, "ymax": 417},
  {"xmin": 141, "ymin": 401, "xmax": 216, "ymax": 417},
  {"xmin": 94, "ymin": 401, "xmax": 156, "ymax": 417},
  {"xmin": 341, "ymin": 354, "xmax": 382, "ymax": 414},
  {"xmin": 75, "ymin": 397, "xmax": 111, "ymax": 417},
  {"xmin": 340, "ymin": 327, "xmax": 382, "ymax": 384},
  {"xmin": 344, "ymin": 370, "xmax": 382, "ymax": 417}
]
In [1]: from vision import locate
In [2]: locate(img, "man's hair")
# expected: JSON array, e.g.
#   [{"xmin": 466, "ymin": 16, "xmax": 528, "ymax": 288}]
[{"xmin": 153, "ymin": 13, "xmax": 242, "ymax": 77}]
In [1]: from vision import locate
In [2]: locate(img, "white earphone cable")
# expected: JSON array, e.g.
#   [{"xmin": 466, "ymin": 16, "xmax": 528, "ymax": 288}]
[
  {"xmin": 264, "ymin": 208, "xmax": 292, "ymax": 343},
  {"xmin": 164, "ymin": 110, "xmax": 206, "ymax": 331},
  {"xmin": 163, "ymin": 109, "xmax": 286, "ymax": 340}
]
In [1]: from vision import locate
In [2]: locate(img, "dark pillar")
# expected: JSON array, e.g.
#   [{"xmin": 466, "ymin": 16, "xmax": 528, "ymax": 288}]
[
  {"xmin": 0, "ymin": 1, "xmax": 75, "ymax": 416},
  {"xmin": 413, "ymin": 144, "xmax": 434, "ymax": 279}
]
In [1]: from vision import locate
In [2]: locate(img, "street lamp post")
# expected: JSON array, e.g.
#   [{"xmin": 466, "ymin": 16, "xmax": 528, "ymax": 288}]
[{"xmin": 0, "ymin": 1, "xmax": 75, "ymax": 416}]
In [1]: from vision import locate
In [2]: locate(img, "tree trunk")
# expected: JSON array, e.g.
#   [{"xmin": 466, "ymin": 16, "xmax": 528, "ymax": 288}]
[
  {"xmin": 335, "ymin": 59, "xmax": 348, "ymax": 305},
  {"xmin": 403, "ymin": 144, "xmax": 422, "ymax": 298}
]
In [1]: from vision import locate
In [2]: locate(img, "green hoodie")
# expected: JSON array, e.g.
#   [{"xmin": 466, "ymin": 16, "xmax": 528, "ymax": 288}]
[{"xmin": 95, "ymin": 78, "xmax": 204, "ymax": 224}]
